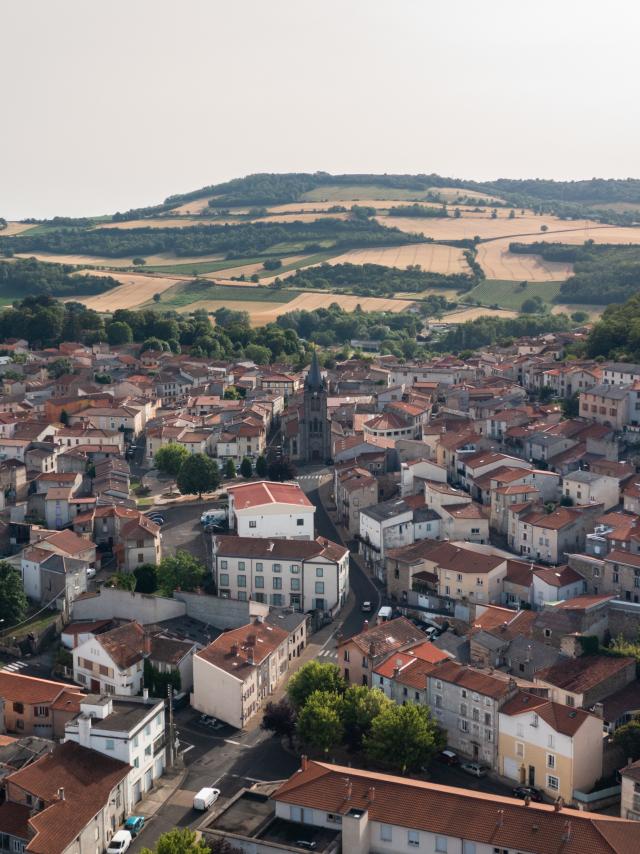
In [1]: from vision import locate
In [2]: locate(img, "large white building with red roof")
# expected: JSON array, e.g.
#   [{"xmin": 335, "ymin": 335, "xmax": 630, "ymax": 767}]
[{"xmin": 227, "ymin": 480, "xmax": 315, "ymax": 540}]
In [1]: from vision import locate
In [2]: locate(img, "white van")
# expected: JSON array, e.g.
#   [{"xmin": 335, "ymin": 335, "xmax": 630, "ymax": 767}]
[
  {"xmin": 200, "ymin": 508, "xmax": 227, "ymax": 526},
  {"xmin": 377, "ymin": 606, "xmax": 393, "ymax": 623},
  {"xmin": 193, "ymin": 787, "xmax": 220, "ymax": 811}
]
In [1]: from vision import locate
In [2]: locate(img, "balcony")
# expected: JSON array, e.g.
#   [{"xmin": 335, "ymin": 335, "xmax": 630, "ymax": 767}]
[{"xmin": 153, "ymin": 733, "xmax": 166, "ymax": 756}]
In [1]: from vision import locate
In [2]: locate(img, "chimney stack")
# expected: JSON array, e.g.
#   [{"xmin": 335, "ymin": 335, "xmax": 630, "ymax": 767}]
[
  {"xmin": 496, "ymin": 809, "xmax": 504, "ymax": 828},
  {"xmin": 143, "ymin": 634, "xmax": 152, "ymax": 656},
  {"xmin": 344, "ymin": 779, "xmax": 352, "ymax": 801},
  {"xmin": 524, "ymin": 795, "xmax": 531, "ymax": 807},
  {"xmin": 301, "ymin": 755, "xmax": 308, "ymax": 771},
  {"xmin": 57, "ymin": 787, "xmax": 65, "ymax": 801},
  {"xmin": 554, "ymin": 797, "xmax": 564, "ymax": 812},
  {"xmin": 368, "ymin": 786, "xmax": 375, "ymax": 802}
]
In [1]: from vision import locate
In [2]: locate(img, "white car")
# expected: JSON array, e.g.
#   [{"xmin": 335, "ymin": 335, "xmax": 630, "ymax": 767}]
[
  {"xmin": 107, "ymin": 830, "xmax": 132, "ymax": 853},
  {"xmin": 86, "ymin": 567, "xmax": 96, "ymax": 579}
]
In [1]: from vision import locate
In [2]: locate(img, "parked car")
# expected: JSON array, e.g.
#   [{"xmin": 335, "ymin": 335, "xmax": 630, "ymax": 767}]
[
  {"xmin": 424, "ymin": 626, "xmax": 439, "ymax": 641},
  {"xmin": 145, "ymin": 512, "xmax": 165, "ymax": 525},
  {"xmin": 296, "ymin": 843, "xmax": 317, "ymax": 851},
  {"xmin": 193, "ymin": 787, "xmax": 220, "ymax": 811},
  {"xmin": 460, "ymin": 761, "xmax": 488, "ymax": 778},
  {"xmin": 512, "ymin": 786, "xmax": 544, "ymax": 802},
  {"xmin": 86, "ymin": 567, "xmax": 96, "ymax": 579},
  {"xmin": 107, "ymin": 831, "xmax": 132, "ymax": 853},
  {"xmin": 199, "ymin": 714, "xmax": 224, "ymax": 730},
  {"xmin": 437, "ymin": 749, "xmax": 460, "ymax": 765},
  {"xmin": 205, "ymin": 521, "xmax": 229, "ymax": 533},
  {"xmin": 123, "ymin": 816, "xmax": 145, "ymax": 836},
  {"xmin": 361, "ymin": 601, "xmax": 372, "ymax": 613}
]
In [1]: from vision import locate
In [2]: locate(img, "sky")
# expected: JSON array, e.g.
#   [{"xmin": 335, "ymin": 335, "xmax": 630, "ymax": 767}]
[{"xmin": 1, "ymin": 0, "xmax": 639, "ymax": 219}]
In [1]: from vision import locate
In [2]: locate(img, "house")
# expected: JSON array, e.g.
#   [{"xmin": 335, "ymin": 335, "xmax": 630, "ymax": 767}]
[
  {"xmin": 531, "ymin": 565, "xmax": 586, "ymax": 608},
  {"xmin": 563, "ymin": 470, "xmax": 620, "ymax": 511},
  {"xmin": 385, "ymin": 539, "xmax": 441, "ymax": 604},
  {"xmin": 412, "ymin": 540, "xmax": 509, "ymax": 606},
  {"xmin": 620, "ymin": 758, "xmax": 640, "ymax": 821},
  {"xmin": 534, "ymin": 654, "xmax": 636, "ymax": 709},
  {"xmin": 191, "ymin": 619, "xmax": 289, "ymax": 729},
  {"xmin": 227, "ymin": 480, "xmax": 315, "ymax": 540},
  {"xmin": 579, "ymin": 382, "xmax": 630, "ymax": 429},
  {"xmin": 0, "ymin": 672, "xmax": 84, "ymax": 739},
  {"xmin": 64, "ymin": 694, "xmax": 166, "ymax": 807},
  {"xmin": 531, "ymin": 594, "xmax": 614, "ymax": 648},
  {"xmin": 262, "ymin": 759, "xmax": 640, "ymax": 854},
  {"xmin": 212, "ymin": 534, "xmax": 349, "ymax": 614},
  {"xmin": 20, "ymin": 546, "xmax": 88, "ymax": 607},
  {"xmin": 399, "ymin": 458, "xmax": 447, "ymax": 497},
  {"xmin": 603, "ymin": 550, "xmax": 640, "ymax": 603},
  {"xmin": 499, "ymin": 691, "xmax": 604, "ymax": 806},
  {"xmin": 0, "ymin": 741, "xmax": 129, "ymax": 854},
  {"xmin": 373, "ymin": 641, "xmax": 451, "ymax": 705},
  {"xmin": 337, "ymin": 617, "xmax": 427, "ymax": 688},
  {"xmin": 117, "ymin": 514, "xmax": 162, "ymax": 572},
  {"xmin": 508, "ymin": 502, "xmax": 603, "ymax": 564},
  {"xmin": 334, "ymin": 465, "xmax": 379, "ymax": 537},
  {"xmin": 73, "ymin": 621, "xmax": 146, "ymax": 696}
]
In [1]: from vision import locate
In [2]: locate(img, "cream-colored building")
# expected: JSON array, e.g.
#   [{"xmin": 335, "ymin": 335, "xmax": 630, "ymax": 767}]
[
  {"xmin": 414, "ymin": 540, "xmax": 509, "ymax": 606},
  {"xmin": 191, "ymin": 619, "xmax": 289, "ymax": 729},
  {"xmin": 562, "ymin": 470, "xmax": 620, "ymax": 511},
  {"xmin": 228, "ymin": 480, "xmax": 315, "ymax": 540},
  {"xmin": 335, "ymin": 465, "xmax": 379, "ymax": 536},
  {"xmin": 499, "ymin": 692, "xmax": 604, "ymax": 805},
  {"xmin": 621, "ymin": 758, "xmax": 640, "ymax": 821}
]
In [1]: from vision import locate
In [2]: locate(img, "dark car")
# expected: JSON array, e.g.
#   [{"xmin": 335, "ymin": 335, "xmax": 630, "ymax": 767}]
[
  {"xmin": 512, "ymin": 786, "xmax": 544, "ymax": 802},
  {"xmin": 437, "ymin": 749, "xmax": 459, "ymax": 765}
]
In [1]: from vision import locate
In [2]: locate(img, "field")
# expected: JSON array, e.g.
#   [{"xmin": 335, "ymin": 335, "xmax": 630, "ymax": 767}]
[
  {"xmin": 1, "ymin": 222, "xmax": 37, "ymax": 237},
  {"xmin": 464, "ymin": 279, "xmax": 562, "ymax": 310},
  {"xmin": 430, "ymin": 186, "xmax": 504, "ymax": 203},
  {"xmin": 475, "ymin": 240, "xmax": 574, "ymax": 282},
  {"xmin": 155, "ymin": 281, "xmax": 296, "ymax": 309},
  {"xmin": 169, "ymin": 196, "xmax": 219, "ymax": 215},
  {"xmin": 300, "ymin": 185, "xmax": 439, "ymax": 202},
  {"xmin": 325, "ymin": 243, "xmax": 469, "ymax": 274},
  {"xmin": 258, "ymin": 211, "xmax": 349, "ymax": 223},
  {"xmin": 441, "ymin": 306, "xmax": 519, "ymax": 323},
  {"xmin": 551, "ymin": 303, "xmax": 605, "ymax": 320},
  {"xmin": 97, "ymin": 217, "xmax": 228, "ymax": 229},
  {"xmin": 69, "ymin": 270, "xmax": 183, "ymax": 310}
]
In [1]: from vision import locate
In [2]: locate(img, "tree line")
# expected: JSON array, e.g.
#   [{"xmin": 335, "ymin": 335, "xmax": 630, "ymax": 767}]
[
  {"xmin": 0, "ymin": 258, "xmax": 120, "ymax": 298},
  {"xmin": 586, "ymin": 292, "xmax": 640, "ymax": 361},
  {"xmin": 0, "ymin": 218, "xmax": 424, "ymax": 260},
  {"xmin": 434, "ymin": 312, "xmax": 573, "ymax": 352}
]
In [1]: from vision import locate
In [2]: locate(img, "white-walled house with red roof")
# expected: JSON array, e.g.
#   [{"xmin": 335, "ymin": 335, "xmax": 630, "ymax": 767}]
[{"xmin": 227, "ymin": 480, "xmax": 315, "ymax": 540}]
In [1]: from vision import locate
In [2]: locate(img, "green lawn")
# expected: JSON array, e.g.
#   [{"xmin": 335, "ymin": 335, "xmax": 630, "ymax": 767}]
[
  {"xmin": 156, "ymin": 281, "xmax": 298, "ymax": 308},
  {"xmin": 464, "ymin": 279, "xmax": 563, "ymax": 310}
]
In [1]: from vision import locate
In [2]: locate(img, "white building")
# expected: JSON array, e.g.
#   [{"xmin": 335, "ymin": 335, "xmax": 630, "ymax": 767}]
[
  {"xmin": 212, "ymin": 534, "xmax": 349, "ymax": 614},
  {"xmin": 227, "ymin": 480, "xmax": 315, "ymax": 540},
  {"xmin": 64, "ymin": 694, "xmax": 166, "ymax": 806},
  {"xmin": 562, "ymin": 470, "xmax": 620, "ymax": 512},
  {"xmin": 531, "ymin": 564, "xmax": 586, "ymax": 608},
  {"xmin": 73, "ymin": 622, "xmax": 146, "ymax": 696}
]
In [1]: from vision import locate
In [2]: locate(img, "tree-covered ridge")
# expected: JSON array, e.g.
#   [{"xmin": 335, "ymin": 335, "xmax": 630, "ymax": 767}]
[
  {"xmin": 0, "ymin": 258, "xmax": 120, "ymax": 297},
  {"xmin": 586, "ymin": 293, "xmax": 640, "ymax": 361},
  {"xmin": 509, "ymin": 241, "xmax": 640, "ymax": 304},
  {"xmin": 434, "ymin": 313, "xmax": 573, "ymax": 353},
  {"xmin": 0, "ymin": 218, "xmax": 424, "ymax": 260},
  {"xmin": 279, "ymin": 261, "xmax": 469, "ymax": 297}
]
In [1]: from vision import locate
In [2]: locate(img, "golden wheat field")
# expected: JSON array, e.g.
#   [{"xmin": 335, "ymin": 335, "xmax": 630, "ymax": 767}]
[
  {"xmin": 551, "ymin": 303, "xmax": 605, "ymax": 320},
  {"xmin": 327, "ymin": 243, "xmax": 469, "ymax": 274},
  {"xmin": 475, "ymin": 240, "xmax": 574, "ymax": 282},
  {"xmin": 201, "ymin": 254, "xmax": 308, "ymax": 281},
  {"xmin": 168, "ymin": 196, "xmax": 218, "ymax": 215},
  {"xmin": 375, "ymin": 214, "xmax": 608, "ymax": 242},
  {"xmin": 15, "ymin": 251, "xmax": 143, "ymax": 268},
  {"xmin": 69, "ymin": 271, "xmax": 184, "ymax": 311},
  {"xmin": 258, "ymin": 212, "xmax": 348, "ymax": 223},
  {"xmin": 97, "ymin": 217, "xmax": 227, "ymax": 230},
  {"xmin": 430, "ymin": 187, "xmax": 505, "ymax": 204},
  {"xmin": 442, "ymin": 306, "xmax": 519, "ymax": 323},
  {"xmin": 1, "ymin": 222, "xmax": 36, "ymax": 237}
]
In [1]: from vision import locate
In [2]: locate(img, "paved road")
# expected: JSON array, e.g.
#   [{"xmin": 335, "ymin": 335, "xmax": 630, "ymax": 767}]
[{"xmin": 130, "ymin": 710, "xmax": 298, "ymax": 852}]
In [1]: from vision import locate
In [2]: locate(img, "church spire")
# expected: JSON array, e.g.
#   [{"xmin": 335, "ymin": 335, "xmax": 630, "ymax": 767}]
[{"xmin": 305, "ymin": 349, "xmax": 323, "ymax": 389}]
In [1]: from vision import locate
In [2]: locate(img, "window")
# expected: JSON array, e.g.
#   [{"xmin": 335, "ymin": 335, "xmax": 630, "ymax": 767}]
[
  {"xmin": 316, "ymin": 567, "xmax": 324, "ymax": 577},
  {"xmin": 435, "ymin": 695, "xmax": 442, "ymax": 708},
  {"xmin": 255, "ymin": 576, "xmax": 264, "ymax": 588},
  {"xmin": 460, "ymin": 703, "xmax": 467, "ymax": 716},
  {"xmin": 435, "ymin": 836, "xmax": 447, "ymax": 852},
  {"xmin": 344, "ymin": 649, "xmax": 350, "ymax": 662},
  {"xmin": 237, "ymin": 575, "xmax": 247, "ymax": 587},
  {"xmin": 273, "ymin": 577, "xmax": 282, "ymax": 589},
  {"xmin": 547, "ymin": 754, "xmax": 556, "ymax": 769},
  {"xmin": 238, "ymin": 561, "xmax": 246, "ymax": 571},
  {"xmin": 436, "ymin": 680, "xmax": 442, "ymax": 690},
  {"xmin": 34, "ymin": 706, "xmax": 49, "ymax": 718},
  {"xmin": 516, "ymin": 741, "xmax": 524, "ymax": 757},
  {"xmin": 105, "ymin": 738, "xmax": 115, "ymax": 751},
  {"xmin": 220, "ymin": 560, "xmax": 228, "ymax": 570},
  {"xmin": 297, "ymin": 518, "xmax": 305, "ymax": 526},
  {"xmin": 543, "ymin": 628, "xmax": 552, "ymax": 638},
  {"xmin": 134, "ymin": 757, "xmax": 139, "ymax": 768},
  {"xmin": 460, "ymin": 719, "xmax": 469, "ymax": 732},
  {"xmin": 291, "ymin": 578, "xmax": 301, "ymax": 591},
  {"xmin": 461, "ymin": 689, "xmax": 467, "ymax": 699},
  {"xmin": 272, "ymin": 594, "xmax": 283, "ymax": 606},
  {"xmin": 380, "ymin": 825, "xmax": 392, "ymax": 842},
  {"xmin": 462, "ymin": 843, "xmax": 476, "ymax": 854},
  {"xmin": 256, "ymin": 562, "xmax": 263, "ymax": 572},
  {"xmin": 565, "ymin": 695, "xmax": 575, "ymax": 708},
  {"xmin": 408, "ymin": 829, "xmax": 420, "ymax": 848},
  {"xmin": 13, "ymin": 702, "xmax": 24, "ymax": 714},
  {"xmin": 326, "ymin": 813, "xmax": 342, "ymax": 825},
  {"xmin": 290, "ymin": 564, "xmax": 300, "ymax": 573},
  {"xmin": 548, "ymin": 734, "xmax": 555, "ymax": 748},
  {"xmin": 484, "ymin": 713, "xmax": 491, "ymax": 726},
  {"xmin": 273, "ymin": 563, "xmax": 282, "ymax": 573},
  {"xmin": 547, "ymin": 774, "xmax": 560, "ymax": 791},
  {"xmin": 290, "ymin": 806, "xmax": 302, "ymax": 822},
  {"xmin": 315, "ymin": 581, "xmax": 324, "ymax": 594},
  {"xmin": 219, "ymin": 573, "xmax": 229, "ymax": 587},
  {"xmin": 472, "ymin": 708, "xmax": 480, "ymax": 722},
  {"xmin": 249, "ymin": 521, "xmax": 257, "ymax": 528},
  {"xmin": 138, "ymin": 553, "xmax": 144, "ymax": 563}
]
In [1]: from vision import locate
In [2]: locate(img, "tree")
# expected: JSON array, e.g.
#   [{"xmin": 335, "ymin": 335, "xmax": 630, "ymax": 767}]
[
  {"xmin": 571, "ymin": 311, "xmax": 589, "ymax": 323},
  {"xmin": 342, "ymin": 685, "xmax": 392, "ymax": 750},
  {"xmin": 153, "ymin": 293, "xmax": 161, "ymax": 303},
  {"xmin": 287, "ymin": 661, "xmax": 345, "ymax": 710},
  {"xmin": 0, "ymin": 562, "xmax": 27, "ymax": 625},
  {"xmin": 267, "ymin": 458, "xmax": 296, "ymax": 482},
  {"xmin": 177, "ymin": 454, "xmax": 221, "ymax": 499},
  {"xmin": 540, "ymin": 224, "xmax": 549, "ymax": 232},
  {"xmin": 134, "ymin": 563, "xmax": 158, "ymax": 594},
  {"xmin": 296, "ymin": 690, "xmax": 344, "ymax": 753},
  {"xmin": 262, "ymin": 698, "xmax": 297, "ymax": 746},
  {"xmin": 240, "ymin": 457, "xmax": 252, "ymax": 479},
  {"xmin": 59, "ymin": 409, "xmax": 69, "ymax": 426},
  {"xmin": 364, "ymin": 702, "xmax": 443, "ymax": 774},
  {"xmin": 255, "ymin": 455, "xmax": 268, "ymax": 477},
  {"xmin": 263, "ymin": 258, "xmax": 282, "ymax": 270},
  {"xmin": 244, "ymin": 344, "xmax": 272, "ymax": 365},
  {"xmin": 48, "ymin": 357, "xmax": 72, "ymax": 379},
  {"xmin": 157, "ymin": 551, "xmax": 207, "ymax": 597},
  {"xmin": 107, "ymin": 321, "xmax": 133, "ymax": 345},
  {"xmin": 225, "ymin": 459, "xmax": 236, "ymax": 479},
  {"xmin": 223, "ymin": 385, "xmax": 241, "ymax": 400},
  {"xmin": 561, "ymin": 391, "xmax": 580, "ymax": 419},
  {"xmin": 614, "ymin": 720, "xmax": 640, "ymax": 761},
  {"xmin": 521, "ymin": 296, "xmax": 545, "ymax": 314},
  {"xmin": 140, "ymin": 828, "xmax": 211, "ymax": 854},
  {"xmin": 155, "ymin": 443, "xmax": 190, "ymax": 490},
  {"xmin": 132, "ymin": 257, "xmax": 146, "ymax": 266},
  {"xmin": 111, "ymin": 572, "xmax": 136, "ymax": 591}
]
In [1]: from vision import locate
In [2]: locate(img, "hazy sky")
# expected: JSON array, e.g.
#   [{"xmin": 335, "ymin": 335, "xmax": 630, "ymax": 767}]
[{"xmin": 1, "ymin": 0, "xmax": 639, "ymax": 219}]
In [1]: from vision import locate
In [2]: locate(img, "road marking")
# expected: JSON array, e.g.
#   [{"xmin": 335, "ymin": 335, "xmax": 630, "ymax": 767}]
[
  {"xmin": 229, "ymin": 773, "xmax": 271, "ymax": 783},
  {"xmin": 1, "ymin": 661, "xmax": 28, "ymax": 672},
  {"xmin": 181, "ymin": 745, "xmax": 194, "ymax": 754}
]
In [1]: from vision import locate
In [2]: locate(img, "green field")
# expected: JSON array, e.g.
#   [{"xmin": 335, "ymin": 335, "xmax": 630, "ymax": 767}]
[
  {"xmin": 156, "ymin": 281, "xmax": 298, "ymax": 308},
  {"xmin": 256, "ymin": 250, "xmax": 338, "ymax": 279},
  {"xmin": 144, "ymin": 256, "xmax": 264, "ymax": 275},
  {"xmin": 465, "ymin": 279, "xmax": 562, "ymax": 310}
]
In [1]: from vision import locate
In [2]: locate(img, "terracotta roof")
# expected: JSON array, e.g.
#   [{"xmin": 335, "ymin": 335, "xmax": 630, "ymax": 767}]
[
  {"xmin": 228, "ymin": 480, "xmax": 313, "ymax": 510},
  {"xmin": 274, "ymin": 760, "xmax": 639, "ymax": 853},
  {"xmin": 39, "ymin": 530, "xmax": 94, "ymax": 557},
  {"xmin": 606, "ymin": 549, "xmax": 640, "ymax": 569},
  {"xmin": 7, "ymin": 741, "xmax": 129, "ymax": 854},
  {"xmin": 430, "ymin": 659, "xmax": 514, "ymax": 699},
  {"xmin": 0, "ymin": 672, "xmax": 78, "ymax": 706},
  {"xmin": 95, "ymin": 622, "xmax": 145, "ymax": 669},
  {"xmin": 196, "ymin": 619, "xmax": 288, "ymax": 675},
  {"xmin": 500, "ymin": 691, "xmax": 595, "ymax": 736},
  {"xmin": 213, "ymin": 534, "xmax": 346, "ymax": 563},
  {"xmin": 533, "ymin": 564, "xmax": 585, "ymax": 588},
  {"xmin": 504, "ymin": 560, "xmax": 536, "ymax": 587},
  {"xmin": 339, "ymin": 616, "xmax": 426, "ymax": 658},
  {"xmin": 149, "ymin": 634, "xmax": 195, "ymax": 665},
  {"xmin": 536, "ymin": 655, "xmax": 635, "ymax": 695},
  {"xmin": 415, "ymin": 540, "xmax": 505, "ymax": 575},
  {"xmin": 0, "ymin": 802, "xmax": 31, "ymax": 840}
]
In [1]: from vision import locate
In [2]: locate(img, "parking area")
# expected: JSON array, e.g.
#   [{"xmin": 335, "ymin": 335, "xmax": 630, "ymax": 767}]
[{"xmin": 151, "ymin": 503, "xmax": 210, "ymax": 563}]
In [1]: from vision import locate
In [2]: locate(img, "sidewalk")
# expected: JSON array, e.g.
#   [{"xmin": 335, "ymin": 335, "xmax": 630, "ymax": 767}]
[{"xmin": 135, "ymin": 766, "xmax": 187, "ymax": 818}]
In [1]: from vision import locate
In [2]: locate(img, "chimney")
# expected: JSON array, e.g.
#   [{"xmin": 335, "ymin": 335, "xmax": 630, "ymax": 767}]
[
  {"xmin": 301, "ymin": 755, "xmax": 308, "ymax": 771},
  {"xmin": 57, "ymin": 787, "xmax": 65, "ymax": 801},
  {"xmin": 524, "ymin": 795, "xmax": 531, "ymax": 807},
  {"xmin": 344, "ymin": 780, "xmax": 352, "ymax": 801},
  {"xmin": 363, "ymin": 620, "xmax": 369, "ymax": 630},
  {"xmin": 393, "ymin": 666, "xmax": 400, "ymax": 678},
  {"xmin": 496, "ymin": 809, "xmax": 504, "ymax": 828},
  {"xmin": 367, "ymin": 786, "xmax": 375, "ymax": 802},
  {"xmin": 143, "ymin": 634, "xmax": 152, "ymax": 656},
  {"xmin": 554, "ymin": 797, "xmax": 564, "ymax": 812},
  {"xmin": 143, "ymin": 688, "xmax": 149, "ymax": 703},
  {"xmin": 231, "ymin": 643, "xmax": 239, "ymax": 656},
  {"xmin": 247, "ymin": 648, "xmax": 254, "ymax": 665}
]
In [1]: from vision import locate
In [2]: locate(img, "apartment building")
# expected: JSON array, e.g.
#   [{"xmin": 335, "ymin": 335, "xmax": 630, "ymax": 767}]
[
  {"xmin": 415, "ymin": 540, "xmax": 509, "ymax": 606},
  {"xmin": 499, "ymin": 692, "xmax": 604, "ymax": 805},
  {"xmin": 227, "ymin": 480, "xmax": 315, "ymax": 540},
  {"xmin": 562, "ymin": 470, "xmax": 620, "ymax": 511},
  {"xmin": 212, "ymin": 534, "xmax": 349, "ymax": 614},
  {"xmin": 334, "ymin": 465, "xmax": 379, "ymax": 536},
  {"xmin": 73, "ymin": 622, "xmax": 146, "ymax": 696},
  {"xmin": 64, "ymin": 694, "xmax": 166, "ymax": 806},
  {"xmin": 508, "ymin": 503, "xmax": 603, "ymax": 564},
  {"xmin": 191, "ymin": 619, "xmax": 289, "ymax": 729},
  {"xmin": 337, "ymin": 617, "xmax": 427, "ymax": 688},
  {"xmin": 579, "ymin": 382, "xmax": 630, "ymax": 429}
]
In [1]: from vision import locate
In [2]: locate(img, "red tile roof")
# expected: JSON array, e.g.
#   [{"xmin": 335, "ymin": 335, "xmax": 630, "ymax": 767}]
[
  {"xmin": 196, "ymin": 619, "xmax": 288, "ymax": 675},
  {"xmin": 536, "ymin": 655, "xmax": 635, "ymax": 695},
  {"xmin": 228, "ymin": 480, "xmax": 312, "ymax": 509},
  {"xmin": 501, "ymin": 691, "xmax": 596, "ymax": 736}
]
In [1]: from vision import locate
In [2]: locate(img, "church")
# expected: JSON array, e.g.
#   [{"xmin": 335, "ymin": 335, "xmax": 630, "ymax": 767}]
[{"xmin": 282, "ymin": 351, "xmax": 331, "ymax": 464}]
